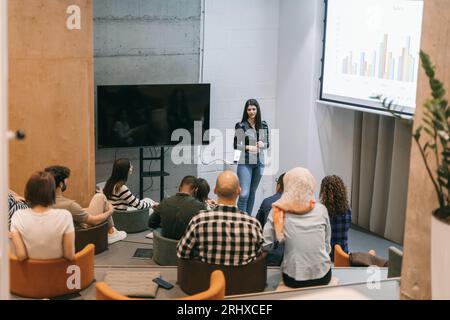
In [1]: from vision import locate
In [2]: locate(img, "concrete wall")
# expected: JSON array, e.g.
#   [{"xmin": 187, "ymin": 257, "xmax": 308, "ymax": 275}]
[
  {"xmin": 94, "ymin": 0, "xmax": 201, "ymax": 199},
  {"xmin": 199, "ymin": 0, "xmax": 280, "ymax": 214}
]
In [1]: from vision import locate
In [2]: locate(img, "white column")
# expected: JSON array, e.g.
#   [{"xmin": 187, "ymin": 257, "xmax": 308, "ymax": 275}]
[{"xmin": 0, "ymin": 0, "xmax": 10, "ymax": 300}]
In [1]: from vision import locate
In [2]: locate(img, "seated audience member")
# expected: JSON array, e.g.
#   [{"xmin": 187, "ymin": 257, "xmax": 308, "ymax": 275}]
[
  {"xmin": 263, "ymin": 167, "xmax": 332, "ymax": 289},
  {"xmin": 45, "ymin": 165, "xmax": 124, "ymax": 244},
  {"xmin": 256, "ymin": 173, "xmax": 285, "ymax": 266},
  {"xmin": 320, "ymin": 175, "xmax": 352, "ymax": 262},
  {"xmin": 256, "ymin": 173, "xmax": 285, "ymax": 227},
  {"xmin": 10, "ymin": 171, "xmax": 75, "ymax": 261},
  {"xmin": 103, "ymin": 158, "xmax": 157, "ymax": 212},
  {"xmin": 177, "ymin": 171, "xmax": 263, "ymax": 266},
  {"xmin": 8, "ymin": 189, "xmax": 29, "ymax": 229},
  {"xmin": 194, "ymin": 178, "xmax": 217, "ymax": 210},
  {"xmin": 148, "ymin": 176, "xmax": 207, "ymax": 240}
]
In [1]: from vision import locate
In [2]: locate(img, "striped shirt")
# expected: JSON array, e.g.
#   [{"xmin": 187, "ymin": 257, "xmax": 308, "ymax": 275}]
[
  {"xmin": 8, "ymin": 193, "xmax": 29, "ymax": 229},
  {"xmin": 108, "ymin": 185, "xmax": 150, "ymax": 211},
  {"xmin": 177, "ymin": 205, "xmax": 264, "ymax": 266}
]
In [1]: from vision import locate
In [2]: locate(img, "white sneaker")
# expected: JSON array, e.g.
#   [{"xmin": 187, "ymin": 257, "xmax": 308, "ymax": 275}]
[
  {"xmin": 108, "ymin": 227, "xmax": 127, "ymax": 244},
  {"xmin": 143, "ymin": 198, "xmax": 158, "ymax": 207},
  {"xmin": 145, "ymin": 232, "xmax": 153, "ymax": 239}
]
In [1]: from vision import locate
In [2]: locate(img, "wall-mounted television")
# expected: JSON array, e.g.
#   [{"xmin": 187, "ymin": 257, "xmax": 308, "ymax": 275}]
[{"xmin": 97, "ymin": 84, "xmax": 210, "ymax": 148}]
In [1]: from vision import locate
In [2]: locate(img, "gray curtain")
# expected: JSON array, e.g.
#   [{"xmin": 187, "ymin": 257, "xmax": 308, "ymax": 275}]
[{"xmin": 351, "ymin": 112, "xmax": 412, "ymax": 244}]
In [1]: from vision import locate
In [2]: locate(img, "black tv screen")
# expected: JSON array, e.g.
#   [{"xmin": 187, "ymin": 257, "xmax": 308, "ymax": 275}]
[{"xmin": 97, "ymin": 84, "xmax": 210, "ymax": 148}]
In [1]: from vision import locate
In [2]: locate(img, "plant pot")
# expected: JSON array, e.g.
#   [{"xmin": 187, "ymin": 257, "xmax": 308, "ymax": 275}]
[{"xmin": 431, "ymin": 213, "xmax": 450, "ymax": 299}]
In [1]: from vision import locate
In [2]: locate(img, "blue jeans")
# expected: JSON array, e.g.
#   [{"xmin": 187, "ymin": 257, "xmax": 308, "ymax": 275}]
[{"xmin": 237, "ymin": 163, "xmax": 264, "ymax": 215}]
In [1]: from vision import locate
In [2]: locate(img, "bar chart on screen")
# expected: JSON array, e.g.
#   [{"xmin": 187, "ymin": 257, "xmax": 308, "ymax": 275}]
[
  {"xmin": 321, "ymin": 0, "xmax": 424, "ymax": 114},
  {"xmin": 341, "ymin": 34, "xmax": 417, "ymax": 83}
]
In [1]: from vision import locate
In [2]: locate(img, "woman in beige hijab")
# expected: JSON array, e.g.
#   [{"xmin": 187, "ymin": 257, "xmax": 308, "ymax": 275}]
[{"xmin": 263, "ymin": 167, "xmax": 332, "ymax": 288}]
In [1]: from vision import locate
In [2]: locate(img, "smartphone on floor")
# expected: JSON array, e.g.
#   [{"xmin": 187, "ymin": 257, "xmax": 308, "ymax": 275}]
[{"xmin": 153, "ymin": 277, "xmax": 174, "ymax": 290}]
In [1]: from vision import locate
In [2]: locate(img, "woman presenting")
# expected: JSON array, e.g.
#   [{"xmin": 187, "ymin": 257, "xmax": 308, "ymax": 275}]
[{"xmin": 234, "ymin": 99, "xmax": 270, "ymax": 215}]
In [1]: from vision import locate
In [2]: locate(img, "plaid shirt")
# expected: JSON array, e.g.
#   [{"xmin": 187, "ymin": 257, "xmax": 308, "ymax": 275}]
[
  {"xmin": 329, "ymin": 209, "xmax": 352, "ymax": 261},
  {"xmin": 177, "ymin": 205, "xmax": 264, "ymax": 266}
]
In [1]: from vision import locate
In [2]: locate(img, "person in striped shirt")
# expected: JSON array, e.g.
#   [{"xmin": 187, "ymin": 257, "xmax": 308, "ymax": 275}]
[
  {"xmin": 8, "ymin": 189, "xmax": 29, "ymax": 229},
  {"xmin": 103, "ymin": 158, "xmax": 157, "ymax": 212}
]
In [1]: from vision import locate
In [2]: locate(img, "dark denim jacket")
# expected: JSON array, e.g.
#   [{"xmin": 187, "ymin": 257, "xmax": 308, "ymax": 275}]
[{"xmin": 233, "ymin": 120, "xmax": 270, "ymax": 165}]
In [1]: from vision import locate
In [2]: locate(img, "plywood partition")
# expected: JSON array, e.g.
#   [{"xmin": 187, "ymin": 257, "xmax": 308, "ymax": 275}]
[
  {"xmin": 401, "ymin": 0, "xmax": 450, "ymax": 300},
  {"xmin": 8, "ymin": 0, "xmax": 94, "ymax": 206}
]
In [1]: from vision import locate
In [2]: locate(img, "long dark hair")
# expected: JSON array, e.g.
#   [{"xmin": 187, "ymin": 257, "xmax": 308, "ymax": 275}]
[
  {"xmin": 104, "ymin": 158, "xmax": 131, "ymax": 199},
  {"xmin": 320, "ymin": 175, "xmax": 350, "ymax": 216},
  {"xmin": 195, "ymin": 178, "xmax": 210, "ymax": 202},
  {"xmin": 241, "ymin": 99, "xmax": 262, "ymax": 131}
]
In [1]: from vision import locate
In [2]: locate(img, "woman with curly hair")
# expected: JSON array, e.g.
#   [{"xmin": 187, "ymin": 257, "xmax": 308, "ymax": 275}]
[{"xmin": 320, "ymin": 175, "xmax": 352, "ymax": 261}]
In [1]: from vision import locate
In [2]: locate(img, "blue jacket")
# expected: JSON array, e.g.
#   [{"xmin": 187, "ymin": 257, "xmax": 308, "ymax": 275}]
[
  {"xmin": 256, "ymin": 192, "xmax": 282, "ymax": 227},
  {"xmin": 257, "ymin": 192, "xmax": 283, "ymax": 266}
]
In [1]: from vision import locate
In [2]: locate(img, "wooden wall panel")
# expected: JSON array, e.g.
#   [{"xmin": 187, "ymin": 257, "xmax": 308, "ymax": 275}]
[
  {"xmin": 401, "ymin": 0, "xmax": 450, "ymax": 300},
  {"xmin": 8, "ymin": 0, "xmax": 94, "ymax": 206}
]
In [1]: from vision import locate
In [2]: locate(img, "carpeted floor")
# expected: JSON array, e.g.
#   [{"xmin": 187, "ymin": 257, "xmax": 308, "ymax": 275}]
[
  {"xmin": 10, "ymin": 226, "xmax": 400, "ymax": 300},
  {"xmin": 348, "ymin": 225, "xmax": 403, "ymax": 259}
]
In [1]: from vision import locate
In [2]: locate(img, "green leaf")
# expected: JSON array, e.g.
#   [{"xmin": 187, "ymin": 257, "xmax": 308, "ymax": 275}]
[
  {"xmin": 431, "ymin": 78, "xmax": 444, "ymax": 92},
  {"xmin": 433, "ymin": 88, "xmax": 446, "ymax": 100},
  {"xmin": 424, "ymin": 126, "xmax": 435, "ymax": 137},
  {"xmin": 414, "ymin": 126, "xmax": 423, "ymax": 140},
  {"xmin": 430, "ymin": 109, "xmax": 444, "ymax": 122},
  {"xmin": 434, "ymin": 121, "xmax": 444, "ymax": 131},
  {"xmin": 420, "ymin": 51, "xmax": 436, "ymax": 78},
  {"xmin": 438, "ymin": 170, "xmax": 447, "ymax": 179}
]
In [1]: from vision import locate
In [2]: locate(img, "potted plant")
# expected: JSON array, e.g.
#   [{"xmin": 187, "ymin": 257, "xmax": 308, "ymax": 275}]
[{"xmin": 383, "ymin": 51, "xmax": 450, "ymax": 299}]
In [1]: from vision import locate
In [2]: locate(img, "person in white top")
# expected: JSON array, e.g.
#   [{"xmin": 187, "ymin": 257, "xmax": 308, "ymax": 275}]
[{"xmin": 10, "ymin": 171, "xmax": 75, "ymax": 261}]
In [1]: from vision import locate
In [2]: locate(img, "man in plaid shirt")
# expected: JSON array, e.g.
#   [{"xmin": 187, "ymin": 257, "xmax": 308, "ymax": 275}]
[{"xmin": 177, "ymin": 171, "xmax": 263, "ymax": 266}]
